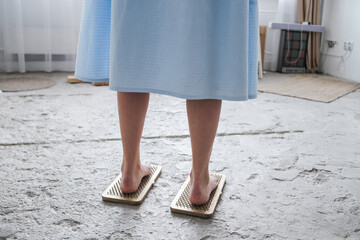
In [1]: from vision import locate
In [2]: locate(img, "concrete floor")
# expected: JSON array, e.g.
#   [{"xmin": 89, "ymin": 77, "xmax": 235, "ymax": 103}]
[{"xmin": 0, "ymin": 72, "xmax": 359, "ymax": 240}]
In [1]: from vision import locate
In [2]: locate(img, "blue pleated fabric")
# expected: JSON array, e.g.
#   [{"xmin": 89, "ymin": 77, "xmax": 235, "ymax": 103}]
[{"xmin": 75, "ymin": 0, "xmax": 259, "ymax": 101}]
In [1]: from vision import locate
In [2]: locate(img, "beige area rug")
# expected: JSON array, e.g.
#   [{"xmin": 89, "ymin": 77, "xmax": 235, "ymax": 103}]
[
  {"xmin": 0, "ymin": 74, "xmax": 56, "ymax": 92},
  {"xmin": 258, "ymin": 74, "xmax": 360, "ymax": 103}
]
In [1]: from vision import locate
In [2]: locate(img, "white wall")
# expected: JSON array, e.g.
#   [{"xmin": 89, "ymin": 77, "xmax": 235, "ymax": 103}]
[
  {"xmin": 258, "ymin": 0, "xmax": 278, "ymax": 26},
  {"xmin": 258, "ymin": 0, "xmax": 279, "ymax": 71},
  {"xmin": 320, "ymin": 0, "xmax": 360, "ymax": 82}
]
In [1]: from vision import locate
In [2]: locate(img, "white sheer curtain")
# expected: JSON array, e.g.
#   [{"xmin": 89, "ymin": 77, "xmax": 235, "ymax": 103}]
[
  {"xmin": 0, "ymin": 0, "xmax": 83, "ymax": 72},
  {"xmin": 264, "ymin": 0, "xmax": 298, "ymax": 71}
]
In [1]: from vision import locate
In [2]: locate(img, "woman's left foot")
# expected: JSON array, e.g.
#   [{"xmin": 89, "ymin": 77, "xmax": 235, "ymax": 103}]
[
  {"xmin": 120, "ymin": 163, "xmax": 152, "ymax": 193},
  {"xmin": 189, "ymin": 171, "xmax": 219, "ymax": 205}
]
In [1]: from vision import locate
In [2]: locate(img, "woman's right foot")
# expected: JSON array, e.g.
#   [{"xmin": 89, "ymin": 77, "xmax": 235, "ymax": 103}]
[
  {"xmin": 120, "ymin": 163, "xmax": 152, "ymax": 193},
  {"xmin": 189, "ymin": 170, "xmax": 219, "ymax": 205}
]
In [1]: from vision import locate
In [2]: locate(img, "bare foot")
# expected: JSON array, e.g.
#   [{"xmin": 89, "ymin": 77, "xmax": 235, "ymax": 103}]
[
  {"xmin": 120, "ymin": 163, "xmax": 152, "ymax": 193},
  {"xmin": 189, "ymin": 171, "xmax": 219, "ymax": 205}
]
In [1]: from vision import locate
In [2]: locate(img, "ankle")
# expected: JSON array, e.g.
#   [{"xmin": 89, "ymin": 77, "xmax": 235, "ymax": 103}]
[
  {"xmin": 121, "ymin": 160, "xmax": 142, "ymax": 172},
  {"xmin": 190, "ymin": 169, "xmax": 210, "ymax": 184}
]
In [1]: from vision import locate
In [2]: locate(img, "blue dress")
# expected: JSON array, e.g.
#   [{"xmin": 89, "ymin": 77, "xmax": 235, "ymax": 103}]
[{"xmin": 75, "ymin": 0, "xmax": 259, "ymax": 101}]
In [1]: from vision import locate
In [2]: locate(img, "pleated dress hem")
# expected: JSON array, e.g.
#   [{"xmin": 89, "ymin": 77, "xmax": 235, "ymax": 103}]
[
  {"xmin": 108, "ymin": 85, "xmax": 257, "ymax": 101},
  {"xmin": 73, "ymin": 73, "xmax": 258, "ymax": 101}
]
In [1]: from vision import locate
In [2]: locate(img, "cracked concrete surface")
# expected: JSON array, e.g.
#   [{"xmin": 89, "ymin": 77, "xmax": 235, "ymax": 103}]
[{"xmin": 0, "ymin": 72, "xmax": 359, "ymax": 240}]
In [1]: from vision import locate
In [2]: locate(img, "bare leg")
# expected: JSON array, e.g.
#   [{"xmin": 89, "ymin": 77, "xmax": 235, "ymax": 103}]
[
  {"xmin": 186, "ymin": 99, "xmax": 222, "ymax": 204},
  {"xmin": 117, "ymin": 92, "xmax": 152, "ymax": 193}
]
